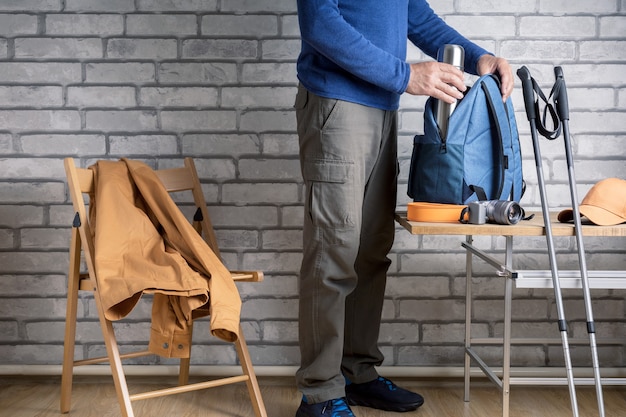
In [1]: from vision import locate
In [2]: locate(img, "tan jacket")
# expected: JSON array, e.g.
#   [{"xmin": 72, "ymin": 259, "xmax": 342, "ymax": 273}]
[{"xmin": 88, "ymin": 159, "xmax": 241, "ymax": 358}]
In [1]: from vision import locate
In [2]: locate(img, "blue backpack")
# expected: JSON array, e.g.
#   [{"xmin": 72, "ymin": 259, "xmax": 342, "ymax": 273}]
[{"xmin": 407, "ymin": 74, "xmax": 523, "ymax": 204}]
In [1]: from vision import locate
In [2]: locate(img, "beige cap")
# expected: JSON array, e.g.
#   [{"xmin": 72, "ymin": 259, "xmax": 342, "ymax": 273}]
[{"xmin": 558, "ymin": 177, "xmax": 626, "ymax": 226}]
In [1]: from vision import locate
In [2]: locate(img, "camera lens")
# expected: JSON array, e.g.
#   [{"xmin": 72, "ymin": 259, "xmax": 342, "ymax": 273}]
[{"xmin": 486, "ymin": 200, "xmax": 523, "ymax": 225}]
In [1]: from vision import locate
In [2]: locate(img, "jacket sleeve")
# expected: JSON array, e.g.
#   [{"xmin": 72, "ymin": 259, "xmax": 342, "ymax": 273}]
[
  {"xmin": 407, "ymin": 0, "xmax": 491, "ymax": 76},
  {"xmin": 297, "ymin": 0, "xmax": 410, "ymax": 95}
]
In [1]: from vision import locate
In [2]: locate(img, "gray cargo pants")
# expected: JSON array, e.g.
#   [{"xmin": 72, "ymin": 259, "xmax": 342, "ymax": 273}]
[{"xmin": 294, "ymin": 84, "xmax": 398, "ymax": 404}]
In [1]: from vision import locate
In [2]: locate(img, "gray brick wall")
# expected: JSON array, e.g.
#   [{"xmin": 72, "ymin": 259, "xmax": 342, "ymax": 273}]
[{"xmin": 0, "ymin": 1, "xmax": 624, "ymax": 371}]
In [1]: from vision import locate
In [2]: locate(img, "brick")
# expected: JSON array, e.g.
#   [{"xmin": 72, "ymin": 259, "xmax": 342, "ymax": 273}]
[
  {"xmin": 0, "ymin": 134, "xmax": 11, "ymax": 154},
  {"xmin": 399, "ymin": 299, "xmax": 466, "ymax": 322},
  {"xmin": 262, "ymin": 133, "xmax": 299, "ymax": 156},
  {"xmin": 0, "ymin": 110, "xmax": 80, "ymax": 131},
  {"xmin": 520, "ymin": 16, "xmax": 596, "ymax": 38},
  {"xmin": 215, "ymin": 229, "xmax": 259, "ymax": 250},
  {"xmin": 457, "ymin": 0, "xmax": 535, "ymax": 13},
  {"xmin": 240, "ymin": 110, "xmax": 296, "ymax": 132},
  {"xmin": 158, "ymin": 62, "xmax": 237, "ymax": 84},
  {"xmin": 222, "ymin": 183, "xmax": 298, "ymax": 204},
  {"xmin": 580, "ymin": 41, "xmax": 626, "ymax": 61},
  {"xmin": 0, "ymin": 321, "xmax": 18, "ymax": 341},
  {"xmin": 236, "ymin": 275, "xmax": 297, "ymax": 298},
  {"xmin": 539, "ymin": 0, "xmax": 618, "ymax": 14},
  {"xmin": 240, "ymin": 298, "xmax": 297, "ymax": 320},
  {"xmin": 182, "ymin": 39, "xmax": 258, "ymax": 59},
  {"xmin": 1, "ymin": 274, "xmax": 67, "ymax": 296},
  {"xmin": 110, "ymin": 135, "xmax": 178, "ymax": 156},
  {"xmin": 0, "ymin": 14, "xmax": 38, "ymax": 35},
  {"xmin": 182, "ymin": 134, "xmax": 261, "ymax": 156},
  {"xmin": 201, "ymin": 15, "xmax": 278, "ymax": 37},
  {"xmin": 0, "ymin": 0, "xmax": 59, "ymax": 12},
  {"xmin": 262, "ymin": 320, "xmax": 298, "ymax": 343},
  {"xmin": 379, "ymin": 322, "xmax": 420, "ymax": 344},
  {"xmin": 0, "ymin": 157, "xmax": 66, "ymax": 179},
  {"xmin": 445, "ymin": 16, "xmax": 516, "ymax": 38},
  {"xmin": 161, "ymin": 110, "xmax": 237, "ymax": 131},
  {"xmin": 222, "ymin": 87, "xmax": 295, "ymax": 108},
  {"xmin": 0, "ymin": 86, "xmax": 62, "ymax": 107},
  {"xmin": 127, "ymin": 14, "xmax": 198, "ymax": 36},
  {"xmin": 0, "ymin": 205, "xmax": 44, "ymax": 227},
  {"xmin": 261, "ymin": 39, "xmax": 300, "ymax": 60},
  {"xmin": 20, "ymin": 227, "xmax": 71, "ymax": 249},
  {"xmin": 107, "ymin": 38, "xmax": 177, "ymax": 60},
  {"xmin": 0, "ymin": 252, "xmax": 67, "ymax": 273},
  {"xmin": 242, "ymin": 252, "xmax": 301, "ymax": 274},
  {"xmin": 20, "ymin": 134, "xmax": 106, "ymax": 156},
  {"xmin": 501, "ymin": 40, "xmax": 576, "ymax": 61},
  {"xmin": 45, "ymin": 14, "xmax": 124, "ymax": 36},
  {"xmin": 260, "ymin": 229, "xmax": 301, "ymax": 251},
  {"xmin": 86, "ymin": 110, "xmax": 158, "ymax": 131},
  {"xmin": 139, "ymin": 87, "xmax": 218, "ymax": 107},
  {"xmin": 67, "ymin": 86, "xmax": 136, "ymax": 107},
  {"xmin": 0, "ymin": 345, "xmax": 65, "ymax": 365},
  {"xmin": 0, "ymin": 229, "xmax": 13, "ymax": 248},
  {"xmin": 137, "ymin": 0, "xmax": 218, "ymax": 12},
  {"xmin": 15, "ymin": 37, "xmax": 102, "ymax": 59},
  {"xmin": 238, "ymin": 158, "xmax": 301, "ymax": 181},
  {"xmin": 65, "ymin": 0, "xmax": 135, "ymax": 12},
  {"xmin": 242, "ymin": 63, "xmax": 298, "ymax": 84},
  {"xmin": 86, "ymin": 63, "xmax": 155, "ymax": 83},
  {"xmin": 246, "ymin": 345, "xmax": 300, "ymax": 366},
  {"xmin": 600, "ymin": 16, "xmax": 626, "ymax": 37},
  {"xmin": 220, "ymin": 0, "xmax": 296, "ymax": 13},
  {"xmin": 282, "ymin": 15, "xmax": 300, "ymax": 38},
  {"xmin": 208, "ymin": 206, "xmax": 278, "ymax": 228},
  {"xmin": 0, "ymin": 183, "xmax": 64, "ymax": 204}
]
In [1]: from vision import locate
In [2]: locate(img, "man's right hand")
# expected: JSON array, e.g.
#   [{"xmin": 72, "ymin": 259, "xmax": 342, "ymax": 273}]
[{"xmin": 405, "ymin": 61, "xmax": 466, "ymax": 103}]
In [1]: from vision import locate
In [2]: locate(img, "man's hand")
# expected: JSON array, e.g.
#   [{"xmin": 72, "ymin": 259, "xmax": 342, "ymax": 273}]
[
  {"xmin": 405, "ymin": 61, "xmax": 466, "ymax": 104},
  {"xmin": 477, "ymin": 54, "xmax": 514, "ymax": 101}
]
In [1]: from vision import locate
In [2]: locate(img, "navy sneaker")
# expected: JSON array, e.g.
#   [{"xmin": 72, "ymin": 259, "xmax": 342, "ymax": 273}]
[
  {"xmin": 295, "ymin": 396, "xmax": 356, "ymax": 417},
  {"xmin": 345, "ymin": 376, "xmax": 424, "ymax": 412}
]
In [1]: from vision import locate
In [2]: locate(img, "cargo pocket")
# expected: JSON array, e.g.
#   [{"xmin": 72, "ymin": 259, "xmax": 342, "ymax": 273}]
[{"xmin": 302, "ymin": 159, "xmax": 355, "ymax": 228}]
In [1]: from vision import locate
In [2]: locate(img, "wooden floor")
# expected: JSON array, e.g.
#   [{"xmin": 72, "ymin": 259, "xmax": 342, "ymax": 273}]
[{"xmin": 1, "ymin": 375, "xmax": 625, "ymax": 417}]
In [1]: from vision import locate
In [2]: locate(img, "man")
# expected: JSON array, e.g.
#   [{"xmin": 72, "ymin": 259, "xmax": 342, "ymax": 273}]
[{"xmin": 294, "ymin": 1, "xmax": 513, "ymax": 416}]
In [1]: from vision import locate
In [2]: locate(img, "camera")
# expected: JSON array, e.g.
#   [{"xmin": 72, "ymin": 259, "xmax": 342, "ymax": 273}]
[{"xmin": 463, "ymin": 200, "xmax": 523, "ymax": 225}]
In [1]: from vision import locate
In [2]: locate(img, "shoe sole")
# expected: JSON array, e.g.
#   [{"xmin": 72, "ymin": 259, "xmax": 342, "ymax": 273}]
[{"xmin": 346, "ymin": 396, "xmax": 424, "ymax": 412}]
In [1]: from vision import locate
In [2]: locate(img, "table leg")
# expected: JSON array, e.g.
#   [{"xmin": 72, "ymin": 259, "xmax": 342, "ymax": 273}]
[
  {"xmin": 464, "ymin": 235, "xmax": 473, "ymax": 402},
  {"xmin": 502, "ymin": 235, "xmax": 514, "ymax": 417}
]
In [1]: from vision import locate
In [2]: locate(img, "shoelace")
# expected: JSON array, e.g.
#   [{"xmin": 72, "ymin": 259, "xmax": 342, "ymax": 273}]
[{"xmin": 321, "ymin": 398, "xmax": 354, "ymax": 417}]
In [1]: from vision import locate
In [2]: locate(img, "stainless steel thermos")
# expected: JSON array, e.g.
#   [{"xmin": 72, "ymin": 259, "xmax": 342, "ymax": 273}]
[{"xmin": 434, "ymin": 44, "xmax": 465, "ymax": 141}]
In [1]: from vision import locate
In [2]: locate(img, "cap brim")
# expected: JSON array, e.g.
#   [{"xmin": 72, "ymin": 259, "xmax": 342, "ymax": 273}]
[{"xmin": 558, "ymin": 205, "xmax": 626, "ymax": 226}]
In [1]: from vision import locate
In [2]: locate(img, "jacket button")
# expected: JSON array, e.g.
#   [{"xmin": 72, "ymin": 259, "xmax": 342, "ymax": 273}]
[
  {"xmin": 163, "ymin": 343, "xmax": 169, "ymax": 349},
  {"xmin": 178, "ymin": 344, "xmax": 184, "ymax": 350}
]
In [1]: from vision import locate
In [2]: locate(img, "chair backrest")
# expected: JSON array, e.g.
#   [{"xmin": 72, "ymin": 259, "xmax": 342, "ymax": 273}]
[{"xmin": 64, "ymin": 157, "xmax": 222, "ymax": 273}]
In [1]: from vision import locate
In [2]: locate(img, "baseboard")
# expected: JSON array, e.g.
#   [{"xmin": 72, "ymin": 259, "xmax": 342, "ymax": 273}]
[{"xmin": 2, "ymin": 365, "xmax": 625, "ymax": 379}]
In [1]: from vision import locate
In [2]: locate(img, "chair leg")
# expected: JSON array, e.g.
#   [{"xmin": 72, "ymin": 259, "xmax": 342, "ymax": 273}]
[
  {"xmin": 101, "ymin": 318, "xmax": 135, "ymax": 417},
  {"xmin": 60, "ymin": 229, "xmax": 81, "ymax": 413},
  {"xmin": 179, "ymin": 321, "xmax": 192, "ymax": 386},
  {"xmin": 234, "ymin": 325, "xmax": 267, "ymax": 417}
]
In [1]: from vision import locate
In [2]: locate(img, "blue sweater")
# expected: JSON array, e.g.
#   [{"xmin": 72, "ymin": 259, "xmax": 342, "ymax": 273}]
[{"xmin": 296, "ymin": 0, "xmax": 490, "ymax": 110}]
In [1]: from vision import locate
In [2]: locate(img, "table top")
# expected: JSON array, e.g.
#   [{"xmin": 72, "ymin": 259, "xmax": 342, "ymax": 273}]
[{"xmin": 395, "ymin": 211, "xmax": 626, "ymax": 237}]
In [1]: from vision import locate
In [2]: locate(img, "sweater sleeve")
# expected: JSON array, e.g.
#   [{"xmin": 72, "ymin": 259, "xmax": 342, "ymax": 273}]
[
  {"xmin": 296, "ymin": 0, "xmax": 410, "ymax": 95},
  {"xmin": 407, "ymin": 1, "xmax": 491, "ymax": 76}
]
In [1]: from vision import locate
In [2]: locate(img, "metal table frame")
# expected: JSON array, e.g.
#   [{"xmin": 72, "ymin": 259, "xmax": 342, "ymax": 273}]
[{"xmin": 396, "ymin": 211, "xmax": 626, "ymax": 417}]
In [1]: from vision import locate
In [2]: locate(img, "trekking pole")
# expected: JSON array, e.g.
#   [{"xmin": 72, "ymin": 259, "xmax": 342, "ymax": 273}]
[
  {"xmin": 517, "ymin": 66, "xmax": 579, "ymax": 417},
  {"xmin": 553, "ymin": 66, "xmax": 605, "ymax": 417}
]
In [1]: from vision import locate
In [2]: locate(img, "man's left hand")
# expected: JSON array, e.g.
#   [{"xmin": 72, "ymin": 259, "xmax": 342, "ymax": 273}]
[{"xmin": 477, "ymin": 55, "xmax": 513, "ymax": 101}]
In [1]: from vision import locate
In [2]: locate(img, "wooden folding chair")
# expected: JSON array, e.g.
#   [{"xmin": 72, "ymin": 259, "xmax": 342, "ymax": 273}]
[{"xmin": 61, "ymin": 157, "xmax": 267, "ymax": 417}]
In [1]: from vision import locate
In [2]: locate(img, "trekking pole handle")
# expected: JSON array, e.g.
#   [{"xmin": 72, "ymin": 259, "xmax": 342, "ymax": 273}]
[
  {"xmin": 517, "ymin": 66, "xmax": 536, "ymax": 121},
  {"xmin": 553, "ymin": 66, "xmax": 570, "ymax": 121}
]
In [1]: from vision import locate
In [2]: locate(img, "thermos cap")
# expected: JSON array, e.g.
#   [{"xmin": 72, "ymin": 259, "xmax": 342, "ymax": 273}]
[{"xmin": 438, "ymin": 44, "xmax": 465, "ymax": 71}]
